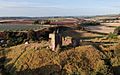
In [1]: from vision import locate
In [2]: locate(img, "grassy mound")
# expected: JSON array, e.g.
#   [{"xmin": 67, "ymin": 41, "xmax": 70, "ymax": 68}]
[{"xmin": 2, "ymin": 41, "xmax": 114, "ymax": 75}]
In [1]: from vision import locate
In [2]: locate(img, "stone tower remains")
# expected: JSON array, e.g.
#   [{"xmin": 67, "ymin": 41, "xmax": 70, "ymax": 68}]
[{"xmin": 49, "ymin": 30, "xmax": 62, "ymax": 52}]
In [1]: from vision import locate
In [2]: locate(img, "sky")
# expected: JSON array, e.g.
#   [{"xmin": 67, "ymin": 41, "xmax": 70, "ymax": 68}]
[{"xmin": 0, "ymin": 0, "xmax": 120, "ymax": 17}]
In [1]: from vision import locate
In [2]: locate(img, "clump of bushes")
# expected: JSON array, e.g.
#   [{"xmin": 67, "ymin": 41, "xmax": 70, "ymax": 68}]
[
  {"xmin": 3, "ymin": 31, "xmax": 28, "ymax": 47},
  {"xmin": 114, "ymin": 26, "xmax": 120, "ymax": 35},
  {"xmin": 27, "ymin": 30, "xmax": 37, "ymax": 41},
  {"xmin": 107, "ymin": 32, "xmax": 118, "ymax": 39},
  {"xmin": 33, "ymin": 20, "xmax": 51, "ymax": 25},
  {"xmin": 80, "ymin": 21, "xmax": 100, "ymax": 27},
  {"xmin": 2, "ymin": 30, "xmax": 39, "ymax": 47},
  {"xmin": 2, "ymin": 29, "xmax": 51, "ymax": 47},
  {"xmin": 77, "ymin": 21, "xmax": 100, "ymax": 30}
]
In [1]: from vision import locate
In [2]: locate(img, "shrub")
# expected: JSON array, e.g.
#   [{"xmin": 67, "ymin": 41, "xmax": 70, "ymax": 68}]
[
  {"xmin": 27, "ymin": 30, "xmax": 37, "ymax": 41},
  {"xmin": 114, "ymin": 26, "xmax": 120, "ymax": 35},
  {"xmin": 80, "ymin": 21, "xmax": 100, "ymax": 27},
  {"xmin": 107, "ymin": 32, "xmax": 118, "ymax": 39},
  {"xmin": 33, "ymin": 20, "xmax": 40, "ymax": 24}
]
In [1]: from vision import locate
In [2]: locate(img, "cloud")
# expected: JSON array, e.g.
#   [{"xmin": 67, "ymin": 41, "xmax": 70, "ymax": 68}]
[
  {"xmin": 0, "ymin": 0, "xmax": 27, "ymax": 3},
  {"xmin": 112, "ymin": 5, "xmax": 120, "ymax": 8},
  {"xmin": 0, "ymin": 0, "xmax": 60, "ymax": 8},
  {"xmin": 0, "ymin": 0, "xmax": 119, "ymax": 16},
  {"xmin": 0, "ymin": 6, "xmax": 119, "ymax": 17}
]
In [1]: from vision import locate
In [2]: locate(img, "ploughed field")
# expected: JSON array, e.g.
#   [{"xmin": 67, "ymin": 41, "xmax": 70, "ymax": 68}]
[
  {"xmin": 0, "ymin": 24, "xmax": 47, "ymax": 31},
  {"xmin": 85, "ymin": 26, "xmax": 115, "ymax": 34},
  {"xmin": 101, "ymin": 23, "xmax": 120, "ymax": 27},
  {"xmin": 84, "ymin": 23, "xmax": 120, "ymax": 34}
]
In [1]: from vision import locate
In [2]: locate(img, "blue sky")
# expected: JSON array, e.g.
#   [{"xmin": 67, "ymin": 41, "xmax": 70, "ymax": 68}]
[{"xmin": 0, "ymin": 0, "xmax": 120, "ymax": 16}]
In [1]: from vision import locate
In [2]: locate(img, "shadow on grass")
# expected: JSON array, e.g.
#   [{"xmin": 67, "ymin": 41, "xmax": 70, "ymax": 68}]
[
  {"xmin": 16, "ymin": 64, "xmax": 61, "ymax": 75},
  {"xmin": 0, "ymin": 57, "xmax": 13, "ymax": 75},
  {"xmin": 61, "ymin": 44, "xmax": 74, "ymax": 52},
  {"xmin": 113, "ymin": 66, "xmax": 120, "ymax": 75},
  {"xmin": 80, "ymin": 36, "xmax": 104, "ymax": 40}
]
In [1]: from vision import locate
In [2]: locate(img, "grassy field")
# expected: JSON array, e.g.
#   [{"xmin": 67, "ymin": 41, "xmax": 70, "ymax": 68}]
[{"xmin": 1, "ymin": 37, "xmax": 119, "ymax": 75}]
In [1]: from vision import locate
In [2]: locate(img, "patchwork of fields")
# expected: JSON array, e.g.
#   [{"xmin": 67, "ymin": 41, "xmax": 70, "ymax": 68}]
[{"xmin": 1, "ymin": 17, "xmax": 120, "ymax": 75}]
